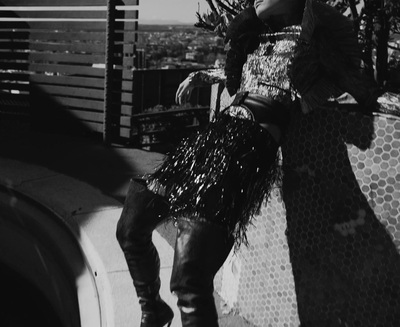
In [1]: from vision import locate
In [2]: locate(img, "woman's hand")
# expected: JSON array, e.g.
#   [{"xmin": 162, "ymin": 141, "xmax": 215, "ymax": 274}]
[{"xmin": 175, "ymin": 77, "xmax": 194, "ymax": 105}]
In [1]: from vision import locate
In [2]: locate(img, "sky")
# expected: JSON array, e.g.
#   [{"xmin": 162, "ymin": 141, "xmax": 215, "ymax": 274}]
[{"xmin": 139, "ymin": 0, "xmax": 204, "ymax": 24}]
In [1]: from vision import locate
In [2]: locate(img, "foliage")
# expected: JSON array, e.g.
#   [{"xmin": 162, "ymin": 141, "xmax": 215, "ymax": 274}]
[
  {"xmin": 324, "ymin": 0, "xmax": 400, "ymax": 88},
  {"xmin": 194, "ymin": 0, "xmax": 254, "ymax": 37},
  {"xmin": 195, "ymin": 0, "xmax": 400, "ymax": 89}
]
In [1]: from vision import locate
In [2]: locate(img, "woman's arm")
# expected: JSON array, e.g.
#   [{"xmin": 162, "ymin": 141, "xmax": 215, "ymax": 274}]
[{"xmin": 175, "ymin": 69, "xmax": 226, "ymax": 105}]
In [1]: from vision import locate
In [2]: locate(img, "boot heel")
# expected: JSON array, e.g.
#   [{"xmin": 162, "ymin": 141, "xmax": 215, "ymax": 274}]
[{"xmin": 140, "ymin": 297, "xmax": 174, "ymax": 327}]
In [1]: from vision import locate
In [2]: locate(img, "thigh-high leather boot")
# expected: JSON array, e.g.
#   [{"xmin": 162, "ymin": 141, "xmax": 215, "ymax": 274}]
[
  {"xmin": 116, "ymin": 180, "xmax": 174, "ymax": 327},
  {"xmin": 170, "ymin": 218, "xmax": 234, "ymax": 327}
]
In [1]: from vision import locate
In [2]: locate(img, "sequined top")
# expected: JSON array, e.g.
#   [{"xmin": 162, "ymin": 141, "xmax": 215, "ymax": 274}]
[
  {"xmin": 187, "ymin": 0, "xmax": 400, "ymax": 116},
  {"xmin": 188, "ymin": 26, "xmax": 301, "ymax": 108},
  {"xmin": 239, "ymin": 26, "xmax": 301, "ymax": 106}
]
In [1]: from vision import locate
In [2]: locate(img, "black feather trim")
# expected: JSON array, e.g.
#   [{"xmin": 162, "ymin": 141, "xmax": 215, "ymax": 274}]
[{"xmin": 149, "ymin": 114, "xmax": 282, "ymax": 247}]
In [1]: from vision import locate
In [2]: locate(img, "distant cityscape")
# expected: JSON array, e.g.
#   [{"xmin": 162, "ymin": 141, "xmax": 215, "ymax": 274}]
[{"xmin": 135, "ymin": 24, "xmax": 226, "ymax": 70}]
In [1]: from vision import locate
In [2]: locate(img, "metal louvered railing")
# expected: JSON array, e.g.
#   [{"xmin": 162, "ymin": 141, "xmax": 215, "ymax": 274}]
[{"xmin": 0, "ymin": 0, "xmax": 139, "ymax": 143}]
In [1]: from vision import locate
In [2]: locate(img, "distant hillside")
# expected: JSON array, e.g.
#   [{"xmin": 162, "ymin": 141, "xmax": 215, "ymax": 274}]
[{"xmin": 139, "ymin": 21, "xmax": 196, "ymax": 31}]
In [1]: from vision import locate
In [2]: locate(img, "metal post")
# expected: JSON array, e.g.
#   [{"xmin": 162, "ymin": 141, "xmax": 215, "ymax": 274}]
[{"xmin": 103, "ymin": 0, "xmax": 116, "ymax": 144}]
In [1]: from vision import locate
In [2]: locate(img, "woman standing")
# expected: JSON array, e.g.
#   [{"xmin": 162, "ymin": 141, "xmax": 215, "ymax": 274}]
[{"xmin": 116, "ymin": 0, "xmax": 377, "ymax": 326}]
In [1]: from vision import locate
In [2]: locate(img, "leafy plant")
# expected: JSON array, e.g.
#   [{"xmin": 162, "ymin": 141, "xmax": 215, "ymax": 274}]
[
  {"xmin": 194, "ymin": 0, "xmax": 254, "ymax": 37},
  {"xmin": 326, "ymin": 0, "xmax": 400, "ymax": 88},
  {"xmin": 195, "ymin": 0, "xmax": 400, "ymax": 90}
]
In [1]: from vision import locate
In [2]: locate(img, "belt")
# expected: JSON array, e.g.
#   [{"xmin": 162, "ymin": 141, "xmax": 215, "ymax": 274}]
[{"xmin": 222, "ymin": 92, "xmax": 290, "ymax": 129}]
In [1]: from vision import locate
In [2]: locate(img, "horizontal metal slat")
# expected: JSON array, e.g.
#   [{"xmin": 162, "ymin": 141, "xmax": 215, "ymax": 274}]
[
  {"xmin": 0, "ymin": 31, "xmax": 104, "ymax": 42},
  {"xmin": 0, "ymin": 41, "xmax": 29, "ymax": 50},
  {"xmin": 0, "ymin": 20, "xmax": 137, "ymax": 31},
  {"xmin": 31, "ymin": 84, "xmax": 105, "ymax": 100},
  {"xmin": 29, "ymin": 74, "xmax": 104, "ymax": 89},
  {"xmin": 31, "ymin": 94, "xmax": 104, "ymax": 111},
  {"xmin": 27, "ymin": 41, "xmax": 132, "ymax": 55},
  {"xmin": 28, "ymin": 42, "xmax": 106, "ymax": 54},
  {"xmin": 0, "ymin": 0, "xmax": 138, "ymax": 5},
  {"xmin": 67, "ymin": 108, "xmax": 103, "ymax": 123},
  {"xmin": 0, "ymin": 72, "xmax": 30, "ymax": 82},
  {"xmin": 29, "ymin": 63, "xmax": 105, "ymax": 77},
  {"xmin": 0, "ymin": 30, "xmax": 136, "ymax": 43},
  {"xmin": 0, "ymin": 62, "xmax": 106, "ymax": 78},
  {"xmin": 28, "ymin": 52, "xmax": 106, "ymax": 65},
  {"xmin": 0, "ymin": 81, "xmax": 29, "ymax": 92},
  {"xmin": 0, "ymin": 10, "xmax": 138, "ymax": 20}
]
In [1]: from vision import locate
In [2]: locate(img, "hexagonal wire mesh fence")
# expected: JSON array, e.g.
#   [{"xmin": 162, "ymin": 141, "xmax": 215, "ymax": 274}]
[{"xmin": 216, "ymin": 105, "xmax": 400, "ymax": 327}]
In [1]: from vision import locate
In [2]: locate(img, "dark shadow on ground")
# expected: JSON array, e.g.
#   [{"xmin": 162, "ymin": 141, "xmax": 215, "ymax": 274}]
[{"xmin": 0, "ymin": 82, "xmax": 178, "ymax": 244}]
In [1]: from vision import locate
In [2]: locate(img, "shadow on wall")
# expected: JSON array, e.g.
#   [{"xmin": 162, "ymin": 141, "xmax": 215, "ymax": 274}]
[
  {"xmin": 2, "ymin": 83, "xmax": 163, "ymax": 203},
  {"xmin": 281, "ymin": 104, "xmax": 400, "ymax": 326}
]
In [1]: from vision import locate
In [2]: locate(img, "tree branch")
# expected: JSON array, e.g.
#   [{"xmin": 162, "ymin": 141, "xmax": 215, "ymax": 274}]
[
  {"xmin": 206, "ymin": 0, "xmax": 220, "ymax": 15},
  {"xmin": 214, "ymin": 0, "xmax": 239, "ymax": 16},
  {"xmin": 194, "ymin": 12, "xmax": 217, "ymax": 32}
]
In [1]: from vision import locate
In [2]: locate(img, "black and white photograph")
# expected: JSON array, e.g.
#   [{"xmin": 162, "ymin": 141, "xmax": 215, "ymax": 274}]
[{"xmin": 1, "ymin": 0, "xmax": 400, "ymax": 326}]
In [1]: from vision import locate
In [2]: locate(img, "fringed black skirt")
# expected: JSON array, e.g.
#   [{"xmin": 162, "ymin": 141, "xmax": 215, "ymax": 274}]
[{"xmin": 148, "ymin": 114, "xmax": 281, "ymax": 246}]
